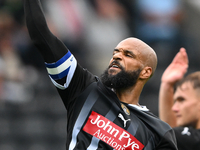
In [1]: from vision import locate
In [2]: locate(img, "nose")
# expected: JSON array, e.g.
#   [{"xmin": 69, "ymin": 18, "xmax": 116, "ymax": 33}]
[
  {"xmin": 112, "ymin": 51, "xmax": 122, "ymax": 60},
  {"xmin": 172, "ymin": 102, "xmax": 179, "ymax": 113}
]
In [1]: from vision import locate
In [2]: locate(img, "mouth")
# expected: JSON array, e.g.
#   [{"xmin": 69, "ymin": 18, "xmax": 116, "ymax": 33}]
[
  {"xmin": 109, "ymin": 61, "xmax": 121, "ymax": 69},
  {"xmin": 110, "ymin": 65, "xmax": 120, "ymax": 69},
  {"xmin": 175, "ymin": 114, "xmax": 181, "ymax": 119}
]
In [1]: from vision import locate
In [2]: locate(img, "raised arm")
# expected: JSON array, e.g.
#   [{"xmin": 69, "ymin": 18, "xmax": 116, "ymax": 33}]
[
  {"xmin": 24, "ymin": 0, "xmax": 68, "ymax": 63},
  {"xmin": 24, "ymin": 0, "xmax": 79, "ymax": 88},
  {"xmin": 159, "ymin": 48, "xmax": 188, "ymax": 127},
  {"xmin": 24, "ymin": 0, "xmax": 96, "ymax": 107}
]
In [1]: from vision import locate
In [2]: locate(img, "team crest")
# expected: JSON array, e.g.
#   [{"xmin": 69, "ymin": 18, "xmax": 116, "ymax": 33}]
[{"xmin": 121, "ymin": 103, "xmax": 130, "ymax": 115}]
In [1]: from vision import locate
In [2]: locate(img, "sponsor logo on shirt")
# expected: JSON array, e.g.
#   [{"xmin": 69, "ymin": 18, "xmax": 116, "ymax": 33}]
[{"xmin": 83, "ymin": 111, "xmax": 144, "ymax": 150}]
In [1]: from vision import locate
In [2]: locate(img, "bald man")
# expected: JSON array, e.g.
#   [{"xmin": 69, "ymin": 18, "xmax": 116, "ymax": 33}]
[{"xmin": 24, "ymin": 0, "xmax": 177, "ymax": 149}]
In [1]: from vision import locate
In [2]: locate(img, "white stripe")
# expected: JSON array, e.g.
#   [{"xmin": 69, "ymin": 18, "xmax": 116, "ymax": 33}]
[
  {"xmin": 46, "ymin": 55, "xmax": 74, "ymax": 75},
  {"xmin": 66, "ymin": 57, "xmax": 77, "ymax": 87},
  {"xmin": 87, "ymin": 137, "xmax": 99, "ymax": 150},
  {"xmin": 69, "ymin": 91, "xmax": 99, "ymax": 150},
  {"xmin": 50, "ymin": 57, "xmax": 77, "ymax": 89}
]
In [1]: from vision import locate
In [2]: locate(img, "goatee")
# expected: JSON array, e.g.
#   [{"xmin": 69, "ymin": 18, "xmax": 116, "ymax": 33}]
[{"xmin": 100, "ymin": 67, "xmax": 141, "ymax": 90}]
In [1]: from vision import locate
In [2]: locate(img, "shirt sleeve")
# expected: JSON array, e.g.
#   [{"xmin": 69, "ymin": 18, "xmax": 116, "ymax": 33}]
[
  {"xmin": 24, "ymin": 0, "xmax": 96, "ymax": 107},
  {"xmin": 24, "ymin": 0, "xmax": 69, "ymax": 63}
]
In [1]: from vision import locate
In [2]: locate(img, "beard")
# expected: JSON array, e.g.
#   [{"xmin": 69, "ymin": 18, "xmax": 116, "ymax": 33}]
[{"xmin": 100, "ymin": 66, "xmax": 141, "ymax": 90}]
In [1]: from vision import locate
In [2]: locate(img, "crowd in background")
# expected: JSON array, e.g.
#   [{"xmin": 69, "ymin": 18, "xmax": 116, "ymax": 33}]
[
  {"xmin": 1, "ymin": 0, "xmax": 200, "ymax": 150},
  {"xmin": 0, "ymin": 0, "xmax": 187, "ymax": 102}
]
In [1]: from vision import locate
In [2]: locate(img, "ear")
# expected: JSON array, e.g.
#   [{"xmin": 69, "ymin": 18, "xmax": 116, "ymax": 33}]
[{"xmin": 139, "ymin": 67, "xmax": 152, "ymax": 79}]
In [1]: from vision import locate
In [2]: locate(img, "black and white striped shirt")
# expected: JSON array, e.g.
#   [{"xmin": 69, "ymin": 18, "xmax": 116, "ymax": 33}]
[{"xmin": 24, "ymin": 0, "xmax": 178, "ymax": 149}]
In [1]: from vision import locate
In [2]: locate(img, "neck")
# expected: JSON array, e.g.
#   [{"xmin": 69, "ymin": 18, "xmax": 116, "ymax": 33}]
[
  {"xmin": 116, "ymin": 82, "xmax": 144, "ymax": 105},
  {"xmin": 195, "ymin": 120, "xmax": 200, "ymax": 129}
]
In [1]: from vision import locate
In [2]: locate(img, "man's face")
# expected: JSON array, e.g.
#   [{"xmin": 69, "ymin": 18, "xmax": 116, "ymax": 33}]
[
  {"xmin": 172, "ymin": 82, "xmax": 200, "ymax": 128},
  {"xmin": 100, "ymin": 40, "xmax": 144, "ymax": 90},
  {"xmin": 107, "ymin": 49, "xmax": 144, "ymax": 76},
  {"xmin": 109, "ymin": 39, "xmax": 145, "ymax": 75}
]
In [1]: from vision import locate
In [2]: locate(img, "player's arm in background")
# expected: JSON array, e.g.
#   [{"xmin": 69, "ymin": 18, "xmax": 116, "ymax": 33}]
[{"xmin": 159, "ymin": 48, "xmax": 188, "ymax": 127}]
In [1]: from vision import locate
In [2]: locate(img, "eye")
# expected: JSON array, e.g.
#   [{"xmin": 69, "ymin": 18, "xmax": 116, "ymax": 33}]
[
  {"xmin": 175, "ymin": 97, "xmax": 185, "ymax": 103},
  {"xmin": 125, "ymin": 52, "xmax": 133, "ymax": 58},
  {"xmin": 126, "ymin": 54, "xmax": 132, "ymax": 57}
]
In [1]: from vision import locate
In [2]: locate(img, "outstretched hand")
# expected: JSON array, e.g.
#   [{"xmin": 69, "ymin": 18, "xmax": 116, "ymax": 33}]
[{"xmin": 161, "ymin": 48, "xmax": 188, "ymax": 85}]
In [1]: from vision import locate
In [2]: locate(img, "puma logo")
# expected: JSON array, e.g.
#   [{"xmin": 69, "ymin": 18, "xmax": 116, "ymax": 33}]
[
  {"xmin": 181, "ymin": 127, "xmax": 191, "ymax": 136},
  {"xmin": 118, "ymin": 113, "xmax": 131, "ymax": 127}
]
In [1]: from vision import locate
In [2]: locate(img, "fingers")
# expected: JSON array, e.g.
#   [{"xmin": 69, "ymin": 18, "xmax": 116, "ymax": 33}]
[
  {"xmin": 180, "ymin": 47, "xmax": 186, "ymax": 52},
  {"xmin": 180, "ymin": 47, "xmax": 189, "ymax": 66},
  {"xmin": 179, "ymin": 47, "xmax": 188, "ymax": 61},
  {"xmin": 172, "ymin": 47, "xmax": 188, "ymax": 65}
]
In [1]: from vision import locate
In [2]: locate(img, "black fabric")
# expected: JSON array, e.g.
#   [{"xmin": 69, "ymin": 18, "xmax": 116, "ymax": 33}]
[
  {"xmin": 64, "ymin": 77, "xmax": 178, "ymax": 149},
  {"xmin": 174, "ymin": 126, "xmax": 200, "ymax": 150},
  {"xmin": 24, "ymin": 0, "xmax": 69, "ymax": 63}
]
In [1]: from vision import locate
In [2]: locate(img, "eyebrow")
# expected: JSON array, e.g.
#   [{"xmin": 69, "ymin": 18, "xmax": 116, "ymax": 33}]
[
  {"xmin": 113, "ymin": 49, "xmax": 120, "ymax": 53},
  {"xmin": 113, "ymin": 49, "xmax": 136, "ymax": 57}
]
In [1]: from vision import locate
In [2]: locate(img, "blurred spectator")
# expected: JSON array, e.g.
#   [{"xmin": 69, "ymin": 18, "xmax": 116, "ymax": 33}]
[
  {"xmin": 0, "ymin": 0, "xmax": 24, "ymax": 24},
  {"xmin": 44, "ymin": 0, "xmax": 131, "ymax": 76},
  {"xmin": 116, "ymin": 0, "xmax": 137, "ymax": 36},
  {"xmin": 0, "ymin": 10, "xmax": 36, "ymax": 103},
  {"xmin": 43, "ymin": 0, "xmax": 87, "ymax": 66},
  {"xmin": 83, "ymin": 0, "xmax": 130, "ymax": 76},
  {"xmin": 135, "ymin": 0, "xmax": 185, "ymax": 67}
]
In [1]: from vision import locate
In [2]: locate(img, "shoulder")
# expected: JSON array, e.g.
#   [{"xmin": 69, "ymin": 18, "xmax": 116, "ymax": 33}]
[
  {"xmin": 173, "ymin": 126, "xmax": 200, "ymax": 150},
  {"xmin": 128, "ymin": 105, "xmax": 173, "ymax": 135},
  {"xmin": 173, "ymin": 126, "xmax": 200, "ymax": 136}
]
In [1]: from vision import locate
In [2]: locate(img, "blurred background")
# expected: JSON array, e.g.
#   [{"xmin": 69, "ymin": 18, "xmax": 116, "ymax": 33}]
[{"xmin": 1, "ymin": 0, "xmax": 200, "ymax": 150}]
